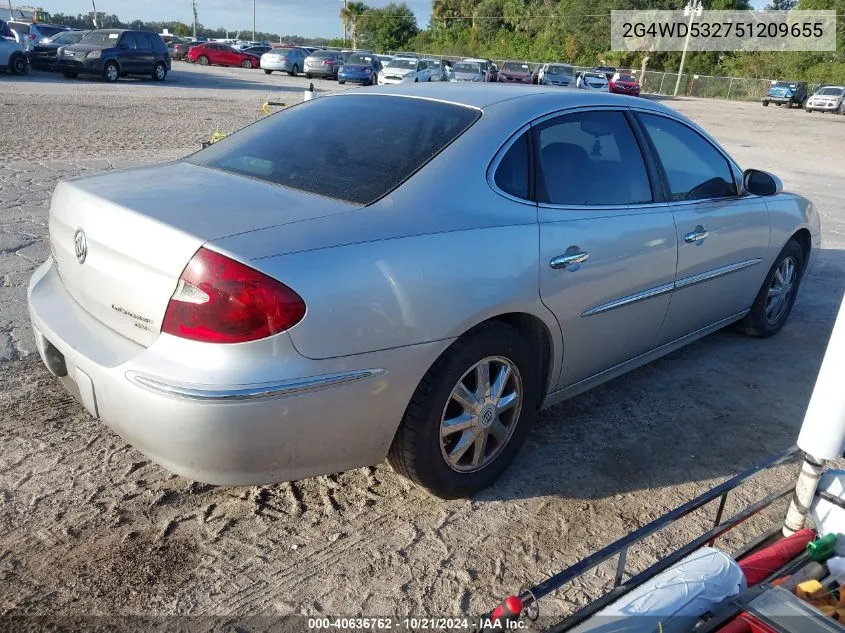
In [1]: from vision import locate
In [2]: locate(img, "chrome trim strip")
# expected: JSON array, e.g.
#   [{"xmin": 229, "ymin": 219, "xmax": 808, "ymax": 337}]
[
  {"xmin": 581, "ymin": 283, "xmax": 674, "ymax": 317},
  {"xmin": 582, "ymin": 259, "xmax": 762, "ymax": 317},
  {"xmin": 126, "ymin": 369, "xmax": 386, "ymax": 402},
  {"xmin": 675, "ymin": 258, "xmax": 762, "ymax": 290}
]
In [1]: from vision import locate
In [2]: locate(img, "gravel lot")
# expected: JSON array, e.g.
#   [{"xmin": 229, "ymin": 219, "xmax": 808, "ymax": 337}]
[{"xmin": 2, "ymin": 62, "xmax": 845, "ymax": 627}]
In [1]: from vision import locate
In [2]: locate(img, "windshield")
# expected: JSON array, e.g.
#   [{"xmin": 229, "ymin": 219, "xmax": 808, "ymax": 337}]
[
  {"xmin": 585, "ymin": 73, "xmax": 606, "ymax": 81},
  {"xmin": 80, "ymin": 30, "xmax": 122, "ymax": 46},
  {"xmin": 187, "ymin": 95, "xmax": 480, "ymax": 205},
  {"xmin": 454, "ymin": 62, "xmax": 480, "ymax": 73},
  {"xmin": 616, "ymin": 74, "xmax": 637, "ymax": 82},
  {"xmin": 502, "ymin": 62, "xmax": 530, "ymax": 73},
  {"xmin": 773, "ymin": 81, "xmax": 796, "ymax": 88},
  {"xmin": 547, "ymin": 64, "xmax": 573, "ymax": 75},
  {"xmin": 346, "ymin": 53, "xmax": 375, "ymax": 65},
  {"xmin": 817, "ymin": 87, "xmax": 844, "ymax": 96},
  {"xmin": 52, "ymin": 31, "xmax": 86, "ymax": 44},
  {"xmin": 387, "ymin": 58, "xmax": 416, "ymax": 70}
]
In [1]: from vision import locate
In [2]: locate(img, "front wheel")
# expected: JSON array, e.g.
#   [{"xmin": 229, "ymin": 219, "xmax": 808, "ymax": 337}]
[
  {"xmin": 388, "ymin": 321, "xmax": 540, "ymax": 498},
  {"xmin": 338, "ymin": 79, "xmax": 345, "ymax": 85},
  {"xmin": 152, "ymin": 61, "xmax": 167, "ymax": 81},
  {"xmin": 241, "ymin": 59, "xmax": 252, "ymax": 69},
  {"xmin": 10, "ymin": 54, "xmax": 28, "ymax": 76},
  {"xmin": 264, "ymin": 69, "xmax": 272, "ymax": 75},
  {"xmin": 103, "ymin": 61, "xmax": 119, "ymax": 83},
  {"xmin": 736, "ymin": 239, "xmax": 804, "ymax": 338},
  {"xmin": 762, "ymin": 101, "xmax": 769, "ymax": 107}
]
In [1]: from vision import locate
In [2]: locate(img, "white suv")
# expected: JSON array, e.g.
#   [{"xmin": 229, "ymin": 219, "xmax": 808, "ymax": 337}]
[{"xmin": 1, "ymin": 23, "xmax": 29, "ymax": 75}]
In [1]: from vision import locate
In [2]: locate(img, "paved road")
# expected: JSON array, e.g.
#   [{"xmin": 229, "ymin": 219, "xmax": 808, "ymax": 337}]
[{"xmin": 1, "ymin": 62, "xmax": 844, "ymax": 622}]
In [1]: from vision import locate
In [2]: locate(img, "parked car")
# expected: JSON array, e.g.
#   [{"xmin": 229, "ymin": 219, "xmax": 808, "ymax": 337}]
[
  {"xmin": 377, "ymin": 54, "xmax": 393, "ymax": 67},
  {"xmin": 592, "ymin": 65, "xmax": 617, "ymax": 80},
  {"xmin": 304, "ymin": 49, "xmax": 344, "ymax": 79},
  {"xmin": 538, "ymin": 63, "xmax": 575, "ymax": 87},
  {"xmin": 29, "ymin": 29, "xmax": 89, "ymax": 70},
  {"xmin": 27, "ymin": 85, "xmax": 819, "ymax": 498},
  {"xmin": 170, "ymin": 38, "xmax": 193, "ymax": 61},
  {"xmin": 377, "ymin": 56, "xmax": 431, "ymax": 84},
  {"xmin": 451, "ymin": 60, "xmax": 485, "ymax": 82},
  {"xmin": 242, "ymin": 45, "xmax": 272, "ymax": 57},
  {"xmin": 337, "ymin": 51, "xmax": 381, "ymax": 85},
  {"xmin": 804, "ymin": 85, "xmax": 845, "ymax": 114},
  {"xmin": 609, "ymin": 72, "xmax": 641, "ymax": 96},
  {"xmin": 261, "ymin": 46, "xmax": 307, "ymax": 76},
  {"xmin": 762, "ymin": 81, "xmax": 808, "ymax": 108},
  {"xmin": 57, "ymin": 29, "xmax": 171, "ymax": 82},
  {"xmin": 576, "ymin": 71, "xmax": 609, "ymax": 92},
  {"xmin": 497, "ymin": 61, "xmax": 533, "ymax": 84},
  {"xmin": 0, "ymin": 24, "xmax": 28, "ymax": 75},
  {"xmin": 8, "ymin": 21, "xmax": 68, "ymax": 51},
  {"xmin": 421, "ymin": 58, "xmax": 449, "ymax": 82},
  {"xmin": 187, "ymin": 42, "xmax": 260, "ymax": 69},
  {"xmin": 463, "ymin": 57, "xmax": 497, "ymax": 81}
]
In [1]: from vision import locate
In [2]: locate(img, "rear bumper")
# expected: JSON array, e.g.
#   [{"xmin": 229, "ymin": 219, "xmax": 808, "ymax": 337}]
[
  {"xmin": 305, "ymin": 67, "xmax": 336, "ymax": 77},
  {"xmin": 261, "ymin": 59, "xmax": 294, "ymax": 71},
  {"xmin": 27, "ymin": 259, "xmax": 441, "ymax": 485}
]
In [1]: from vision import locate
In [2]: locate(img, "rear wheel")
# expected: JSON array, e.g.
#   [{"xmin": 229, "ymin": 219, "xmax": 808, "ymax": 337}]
[
  {"xmin": 152, "ymin": 61, "xmax": 167, "ymax": 81},
  {"xmin": 737, "ymin": 239, "xmax": 804, "ymax": 338},
  {"xmin": 388, "ymin": 321, "xmax": 540, "ymax": 499},
  {"xmin": 338, "ymin": 79, "xmax": 345, "ymax": 85},
  {"xmin": 264, "ymin": 69, "xmax": 272, "ymax": 75},
  {"xmin": 762, "ymin": 101, "xmax": 769, "ymax": 107},
  {"xmin": 241, "ymin": 59, "xmax": 252, "ymax": 69},
  {"xmin": 10, "ymin": 54, "xmax": 28, "ymax": 76},
  {"xmin": 198, "ymin": 55, "xmax": 209, "ymax": 66},
  {"xmin": 103, "ymin": 61, "xmax": 119, "ymax": 83}
]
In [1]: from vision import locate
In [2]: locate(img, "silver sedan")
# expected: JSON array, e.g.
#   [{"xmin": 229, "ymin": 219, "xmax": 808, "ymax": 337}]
[{"xmin": 28, "ymin": 85, "xmax": 821, "ymax": 498}]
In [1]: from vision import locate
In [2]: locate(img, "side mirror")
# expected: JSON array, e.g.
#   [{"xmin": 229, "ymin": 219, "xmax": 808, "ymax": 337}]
[{"xmin": 743, "ymin": 169, "xmax": 782, "ymax": 196}]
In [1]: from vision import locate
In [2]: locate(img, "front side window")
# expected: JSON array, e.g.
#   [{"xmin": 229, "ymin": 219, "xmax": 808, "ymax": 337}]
[
  {"xmin": 494, "ymin": 132, "xmax": 530, "ymax": 200},
  {"xmin": 188, "ymin": 95, "xmax": 480, "ymax": 205},
  {"xmin": 638, "ymin": 113, "xmax": 737, "ymax": 201},
  {"xmin": 535, "ymin": 111, "xmax": 652, "ymax": 206}
]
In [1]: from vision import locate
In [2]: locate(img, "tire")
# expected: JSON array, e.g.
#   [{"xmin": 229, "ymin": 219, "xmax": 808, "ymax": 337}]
[
  {"xmin": 414, "ymin": 77, "xmax": 418, "ymax": 82},
  {"xmin": 264, "ymin": 69, "xmax": 272, "ymax": 75},
  {"xmin": 241, "ymin": 59, "xmax": 252, "ymax": 69},
  {"xmin": 736, "ymin": 239, "xmax": 804, "ymax": 338},
  {"xmin": 338, "ymin": 80, "xmax": 345, "ymax": 85},
  {"xmin": 152, "ymin": 61, "xmax": 167, "ymax": 81},
  {"xmin": 10, "ymin": 54, "xmax": 28, "ymax": 76},
  {"xmin": 387, "ymin": 321, "xmax": 541, "ymax": 499},
  {"xmin": 62, "ymin": 71, "xmax": 78, "ymax": 79},
  {"xmin": 762, "ymin": 101, "xmax": 769, "ymax": 107},
  {"xmin": 305, "ymin": 73, "xmax": 312, "ymax": 79},
  {"xmin": 839, "ymin": 103, "xmax": 845, "ymax": 115},
  {"xmin": 103, "ymin": 61, "xmax": 119, "ymax": 83},
  {"xmin": 371, "ymin": 74, "xmax": 377, "ymax": 85},
  {"xmin": 198, "ymin": 55, "xmax": 209, "ymax": 66}
]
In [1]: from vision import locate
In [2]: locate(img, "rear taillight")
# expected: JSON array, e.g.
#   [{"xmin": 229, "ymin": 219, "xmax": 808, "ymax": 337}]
[
  {"xmin": 323, "ymin": 59, "xmax": 334, "ymax": 65},
  {"xmin": 162, "ymin": 247, "xmax": 306, "ymax": 344},
  {"xmin": 28, "ymin": 33, "xmax": 36, "ymax": 40}
]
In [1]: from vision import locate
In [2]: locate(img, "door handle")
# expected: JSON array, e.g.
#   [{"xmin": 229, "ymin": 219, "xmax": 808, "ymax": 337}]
[
  {"xmin": 684, "ymin": 226, "xmax": 710, "ymax": 244},
  {"xmin": 550, "ymin": 251, "xmax": 590, "ymax": 270}
]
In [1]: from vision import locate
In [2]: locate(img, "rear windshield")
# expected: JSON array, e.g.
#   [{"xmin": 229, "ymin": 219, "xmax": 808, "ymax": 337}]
[
  {"xmin": 187, "ymin": 95, "xmax": 480, "ymax": 205},
  {"xmin": 10, "ymin": 22, "xmax": 30, "ymax": 34},
  {"xmin": 548, "ymin": 65, "xmax": 573, "ymax": 75},
  {"xmin": 36, "ymin": 25, "xmax": 65, "ymax": 37},
  {"xmin": 310, "ymin": 50, "xmax": 336, "ymax": 58}
]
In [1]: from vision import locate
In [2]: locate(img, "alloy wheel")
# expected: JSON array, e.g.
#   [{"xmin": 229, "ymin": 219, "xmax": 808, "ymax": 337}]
[
  {"xmin": 439, "ymin": 356, "xmax": 522, "ymax": 473},
  {"xmin": 766, "ymin": 256, "xmax": 797, "ymax": 324},
  {"xmin": 155, "ymin": 63, "xmax": 166, "ymax": 80},
  {"xmin": 106, "ymin": 64, "xmax": 118, "ymax": 82}
]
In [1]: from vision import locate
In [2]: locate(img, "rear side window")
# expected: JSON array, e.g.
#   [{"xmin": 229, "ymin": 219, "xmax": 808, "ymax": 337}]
[
  {"xmin": 535, "ymin": 111, "xmax": 653, "ymax": 206},
  {"xmin": 638, "ymin": 114, "xmax": 737, "ymax": 201},
  {"xmin": 188, "ymin": 95, "xmax": 480, "ymax": 205},
  {"xmin": 494, "ymin": 132, "xmax": 530, "ymax": 200}
]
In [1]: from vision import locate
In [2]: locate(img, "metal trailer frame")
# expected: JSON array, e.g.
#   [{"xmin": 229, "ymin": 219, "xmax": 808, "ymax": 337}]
[{"xmin": 485, "ymin": 446, "xmax": 804, "ymax": 631}]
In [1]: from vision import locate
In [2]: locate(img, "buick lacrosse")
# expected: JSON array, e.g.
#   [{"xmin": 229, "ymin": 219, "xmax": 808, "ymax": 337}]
[{"xmin": 28, "ymin": 85, "xmax": 820, "ymax": 498}]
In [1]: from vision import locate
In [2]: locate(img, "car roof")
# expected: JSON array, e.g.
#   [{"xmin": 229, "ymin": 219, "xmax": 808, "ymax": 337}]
[{"xmin": 333, "ymin": 83, "xmax": 676, "ymax": 114}]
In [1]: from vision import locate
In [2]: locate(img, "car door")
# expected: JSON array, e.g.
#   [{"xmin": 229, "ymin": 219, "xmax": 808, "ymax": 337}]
[
  {"xmin": 137, "ymin": 34, "xmax": 156, "ymax": 73},
  {"xmin": 634, "ymin": 111, "xmax": 771, "ymax": 344},
  {"xmin": 533, "ymin": 109, "xmax": 678, "ymax": 388},
  {"xmin": 117, "ymin": 32, "xmax": 143, "ymax": 73}
]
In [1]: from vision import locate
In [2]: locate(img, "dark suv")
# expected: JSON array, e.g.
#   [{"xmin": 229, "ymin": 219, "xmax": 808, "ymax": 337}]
[
  {"xmin": 56, "ymin": 29, "xmax": 171, "ymax": 82},
  {"xmin": 762, "ymin": 81, "xmax": 808, "ymax": 108}
]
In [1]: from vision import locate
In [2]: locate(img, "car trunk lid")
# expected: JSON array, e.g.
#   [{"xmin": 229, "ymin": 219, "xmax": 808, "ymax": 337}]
[{"xmin": 48, "ymin": 161, "xmax": 355, "ymax": 347}]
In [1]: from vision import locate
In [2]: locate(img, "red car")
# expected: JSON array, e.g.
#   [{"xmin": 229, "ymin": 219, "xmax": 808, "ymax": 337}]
[
  {"xmin": 187, "ymin": 42, "xmax": 259, "ymax": 69},
  {"xmin": 609, "ymin": 72, "xmax": 641, "ymax": 96}
]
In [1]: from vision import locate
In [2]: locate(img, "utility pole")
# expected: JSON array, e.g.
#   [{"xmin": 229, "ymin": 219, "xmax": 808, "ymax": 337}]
[
  {"xmin": 674, "ymin": 0, "xmax": 702, "ymax": 97},
  {"xmin": 91, "ymin": 0, "xmax": 98, "ymax": 28},
  {"xmin": 342, "ymin": 0, "xmax": 347, "ymax": 46},
  {"xmin": 192, "ymin": 0, "xmax": 198, "ymax": 38},
  {"xmin": 253, "ymin": 0, "xmax": 256, "ymax": 42}
]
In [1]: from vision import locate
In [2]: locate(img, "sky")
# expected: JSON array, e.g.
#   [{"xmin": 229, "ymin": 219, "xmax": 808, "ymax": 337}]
[{"xmin": 34, "ymin": 0, "xmax": 433, "ymax": 39}]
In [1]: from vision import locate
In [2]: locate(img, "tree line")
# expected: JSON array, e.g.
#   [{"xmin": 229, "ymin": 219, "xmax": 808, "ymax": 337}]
[{"xmin": 48, "ymin": 1, "xmax": 844, "ymax": 83}]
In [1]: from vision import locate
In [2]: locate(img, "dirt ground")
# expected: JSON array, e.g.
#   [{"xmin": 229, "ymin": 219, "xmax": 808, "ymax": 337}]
[{"xmin": 1, "ymin": 63, "xmax": 844, "ymax": 628}]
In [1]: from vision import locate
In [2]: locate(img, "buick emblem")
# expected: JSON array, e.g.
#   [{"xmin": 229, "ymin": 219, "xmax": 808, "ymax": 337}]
[{"xmin": 73, "ymin": 229, "xmax": 87, "ymax": 264}]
